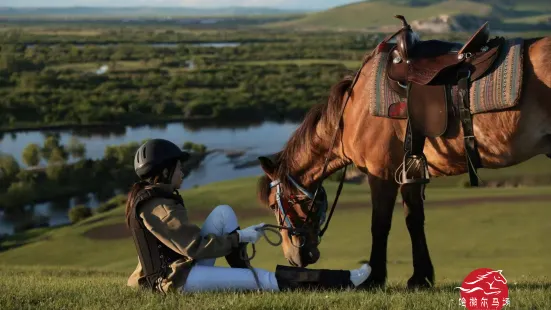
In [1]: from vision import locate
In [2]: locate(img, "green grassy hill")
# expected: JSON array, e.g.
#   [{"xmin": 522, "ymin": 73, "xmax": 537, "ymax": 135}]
[
  {"xmin": 0, "ymin": 174, "xmax": 550, "ymax": 309},
  {"xmin": 1, "ymin": 153, "xmax": 551, "ymax": 309},
  {"xmin": 265, "ymin": 0, "xmax": 551, "ymax": 31}
]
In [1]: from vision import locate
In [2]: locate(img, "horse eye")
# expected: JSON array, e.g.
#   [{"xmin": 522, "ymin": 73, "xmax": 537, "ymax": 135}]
[{"xmin": 269, "ymin": 204, "xmax": 277, "ymax": 211}]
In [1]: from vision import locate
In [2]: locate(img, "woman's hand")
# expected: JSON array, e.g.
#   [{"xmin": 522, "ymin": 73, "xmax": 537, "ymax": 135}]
[{"xmin": 236, "ymin": 223, "xmax": 265, "ymax": 244}]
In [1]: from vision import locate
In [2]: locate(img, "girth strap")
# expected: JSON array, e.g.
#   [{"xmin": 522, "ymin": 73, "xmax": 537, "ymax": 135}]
[{"xmin": 457, "ymin": 69, "xmax": 482, "ymax": 186}]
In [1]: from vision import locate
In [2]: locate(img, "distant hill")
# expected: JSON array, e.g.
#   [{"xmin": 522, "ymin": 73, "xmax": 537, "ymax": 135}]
[
  {"xmin": 0, "ymin": 6, "xmax": 311, "ymax": 18},
  {"xmin": 265, "ymin": 0, "xmax": 551, "ymax": 32}
]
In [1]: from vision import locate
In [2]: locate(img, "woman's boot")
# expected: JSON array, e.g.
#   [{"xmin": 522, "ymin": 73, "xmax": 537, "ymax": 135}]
[
  {"xmin": 225, "ymin": 227, "xmax": 251, "ymax": 269},
  {"xmin": 274, "ymin": 264, "xmax": 371, "ymax": 291}
]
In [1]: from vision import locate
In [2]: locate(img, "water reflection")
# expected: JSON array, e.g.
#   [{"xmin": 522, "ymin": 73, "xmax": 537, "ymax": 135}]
[
  {"xmin": 0, "ymin": 120, "xmax": 301, "ymax": 235},
  {"xmin": 68, "ymin": 126, "xmax": 127, "ymax": 138}
]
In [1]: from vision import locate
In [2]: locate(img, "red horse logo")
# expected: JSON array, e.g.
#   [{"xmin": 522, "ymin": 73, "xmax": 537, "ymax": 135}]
[{"xmin": 456, "ymin": 268, "xmax": 510, "ymax": 310}]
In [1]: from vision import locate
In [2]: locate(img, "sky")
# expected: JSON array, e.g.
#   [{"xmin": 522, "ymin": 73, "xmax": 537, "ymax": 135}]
[{"xmin": 2, "ymin": 0, "xmax": 360, "ymax": 10}]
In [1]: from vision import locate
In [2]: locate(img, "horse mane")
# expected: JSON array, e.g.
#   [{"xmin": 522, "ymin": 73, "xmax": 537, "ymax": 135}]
[{"xmin": 256, "ymin": 49, "xmax": 377, "ymax": 208}]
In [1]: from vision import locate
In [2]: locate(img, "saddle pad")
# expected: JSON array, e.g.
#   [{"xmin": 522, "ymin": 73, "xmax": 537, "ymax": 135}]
[
  {"xmin": 469, "ymin": 38, "xmax": 524, "ymax": 114},
  {"xmin": 365, "ymin": 50, "xmax": 404, "ymax": 118}
]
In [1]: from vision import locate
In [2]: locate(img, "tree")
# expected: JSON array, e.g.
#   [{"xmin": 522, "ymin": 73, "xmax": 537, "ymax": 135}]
[
  {"xmin": 22, "ymin": 143, "xmax": 41, "ymax": 167},
  {"xmin": 41, "ymin": 134, "xmax": 66, "ymax": 161},
  {"xmin": 68, "ymin": 205, "xmax": 92, "ymax": 224},
  {"xmin": 48, "ymin": 147, "xmax": 66, "ymax": 165},
  {"xmin": 0, "ymin": 153, "xmax": 21, "ymax": 190},
  {"xmin": 67, "ymin": 137, "xmax": 86, "ymax": 159},
  {"xmin": 192, "ymin": 144, "xmax": 207, "ymax": 154},
  {"xmin": 183, "ymin": 141, "xmax": 194, "ymax": 151},
  {"xmin": 45, "ymin": 147, "xmax": 67, "ymax": 182}
]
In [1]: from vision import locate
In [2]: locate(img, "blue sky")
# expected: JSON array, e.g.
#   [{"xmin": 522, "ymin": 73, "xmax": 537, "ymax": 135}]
[{"xmin": 3, "ymin": 0, "xmax": 360, "ymax": 10}]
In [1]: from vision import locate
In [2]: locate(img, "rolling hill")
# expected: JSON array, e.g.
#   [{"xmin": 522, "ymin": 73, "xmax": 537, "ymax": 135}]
[
  {"xmin": 264, "ymin": 0, "xmax": 551, "ymax": 32},
  {"xmin": 0, "ymin": 6, "xmax": 310, "ymax": 18}
]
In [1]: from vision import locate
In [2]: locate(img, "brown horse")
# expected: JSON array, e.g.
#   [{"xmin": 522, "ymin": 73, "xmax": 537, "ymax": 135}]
[{"xmin": 256, "ymin": 31, "xmax": 551, "ymax": 290}]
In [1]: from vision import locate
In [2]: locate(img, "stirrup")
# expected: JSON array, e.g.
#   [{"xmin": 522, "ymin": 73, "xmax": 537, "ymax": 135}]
[{"xmin": 400, "ymin": 153, "xmax": 430, "ymax": 185}]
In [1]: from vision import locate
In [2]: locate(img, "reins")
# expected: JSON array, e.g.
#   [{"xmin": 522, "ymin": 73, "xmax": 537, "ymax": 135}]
[
  {"xmin": 238, "ymin": 224, "xmax": 292, "ymax": 290},
  {"xmin": 303, "ymin": 45, "xmax": 376, "ymax": 240},
  {"xmin": 306, "ymin": 24, "xmax": 410, "ymax": 239},
  {"xmin": 243, "ymin": 32, "xmax": 403, "ymax": 290}
]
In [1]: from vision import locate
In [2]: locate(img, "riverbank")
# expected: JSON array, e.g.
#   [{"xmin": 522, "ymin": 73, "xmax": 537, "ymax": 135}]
[
  {"xmin": 0, "ymin": 114, "xmax": 299, "ymax": 134},
  {"xmin": 0, "ymin": 137, "xmax": 209, "ymax": 235}
]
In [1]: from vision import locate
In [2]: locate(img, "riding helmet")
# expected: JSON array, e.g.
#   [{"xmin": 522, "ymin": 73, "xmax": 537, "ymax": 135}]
[{"xmin": 134, "ymin": 138, "xmax": 190, "ymax": 179}]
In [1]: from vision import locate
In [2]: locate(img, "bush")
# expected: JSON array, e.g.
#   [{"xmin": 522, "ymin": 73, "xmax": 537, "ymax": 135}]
[
  {"xmin": 182, "ymin": 141, "xmax": 194, "ymax": 151},
  {"xmin": 68, "ymin": 205, "xmax": 92, "ymax": 224},
  {"xmin": 192, "ymin": 144, "xmax": 207, "ymax": 154},
  {"xmin": 97, "ymin": 201, "xmax": 118, "ymax": 213},
  {"xmin": 108, "ymin": 194, "xmax": 127, "ymax": 206}
]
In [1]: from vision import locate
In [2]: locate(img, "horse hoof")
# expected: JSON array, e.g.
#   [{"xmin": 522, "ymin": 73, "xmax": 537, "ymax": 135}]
[
  {"xmin": 407, "ymin": 275, "xmax": 434, "ymax": 290},
  {"xmin": 547, "ymin": 154, "xmax": 551, "ymax": 159}
]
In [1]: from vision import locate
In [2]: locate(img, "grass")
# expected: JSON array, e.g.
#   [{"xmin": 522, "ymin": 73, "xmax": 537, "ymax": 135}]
[
  {"xmin": 504, "ymin": 14, "xmax": 551, "ymax": 24},
  {"xmin": 236, "ymin": 59, "xmax": 361, "ymax": 69},
  {"xmin": 1, "ymin": 171, "xmax": 551, "ymax": 308},
  {"xmin": 264, "ymin": 0, "xmax": 551, "ymax": 31},
  {"xmin": 26, "ymin": 29, "xmax": 103, "ymax": 36},
  {"xmin": 266, "ymin": 1, "xmax": 493, "ymax": 30},
  {"xmin": 3, "ymin": 183, "xmax": 551, "ymax": 274},
  {"xmin": 49, "ymin": 60, "xmax": 161, "ymax": 72},
  {"xmin": 0, "ymin": 265, "xmax": 549, "ymax": 310}
]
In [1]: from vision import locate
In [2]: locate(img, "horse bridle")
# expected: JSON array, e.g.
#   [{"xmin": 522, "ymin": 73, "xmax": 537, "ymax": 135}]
[
  {"xmin": 268, "ymin": 171, "xmax": 344, "ymax": 248},
  {"xmin": 265, "ymin": 41, "xmax": 386, "ymax": 248}
]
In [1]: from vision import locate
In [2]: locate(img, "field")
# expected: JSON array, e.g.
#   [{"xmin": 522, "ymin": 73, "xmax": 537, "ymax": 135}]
[
  {"xmin": 1, "ymin": 2, "xmax": 551, "ymax": 308},
  {"xmin": 268, "ymin": 1, "xmax": 493, "ymax": 30},
  {"xmin": 1, "ymin": 172, "xmax": 550, "ymax": 309},
  {"xmin": 265, "ymin": 0, "xmax": 551, "ymax": 31}
]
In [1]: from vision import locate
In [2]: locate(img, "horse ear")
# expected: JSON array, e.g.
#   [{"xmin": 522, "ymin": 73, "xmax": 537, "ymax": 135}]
[{"xmin": 258, "ymin": 156, "xmax": 276, "ymax": 180}]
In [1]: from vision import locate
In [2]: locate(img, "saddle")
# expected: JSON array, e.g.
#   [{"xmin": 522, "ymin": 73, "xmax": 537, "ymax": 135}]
[{"xmin": 383, "ymin": 15, "xmax": 505, "ymax": 187}]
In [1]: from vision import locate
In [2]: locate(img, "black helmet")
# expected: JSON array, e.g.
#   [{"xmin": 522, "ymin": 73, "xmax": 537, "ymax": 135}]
[{"xmin": 134, "ymin": 139, "xmax": 190, "ymax": 179}]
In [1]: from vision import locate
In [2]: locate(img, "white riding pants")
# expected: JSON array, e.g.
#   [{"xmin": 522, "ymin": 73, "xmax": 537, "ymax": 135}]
[{"xmin": 181, "ymin": 205, "xmax": 280, "ymax": 293}]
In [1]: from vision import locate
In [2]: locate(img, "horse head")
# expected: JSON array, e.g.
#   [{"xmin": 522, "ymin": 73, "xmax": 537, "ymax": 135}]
[{"xmin": 256, "ymin": 156, "xmax": 329, "ymax": 267}]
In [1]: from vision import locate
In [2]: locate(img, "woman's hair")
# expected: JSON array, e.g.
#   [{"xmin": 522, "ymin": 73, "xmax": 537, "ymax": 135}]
[{"xmin": 125, "ymin": 159, "xmax": 178, "ymax": 228}]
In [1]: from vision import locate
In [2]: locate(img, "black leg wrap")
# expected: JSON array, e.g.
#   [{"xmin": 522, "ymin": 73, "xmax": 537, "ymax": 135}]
[
  {"xmin": 547, "ymin": 154, "xmax": 551, "ymax": 159},
  {"xmin": 225, "ymin": 227, "xmax": 250, "ymax": 269},
  {"xmin": 274, "ymin": 265, "xmax": 353, "ymax": 291}
]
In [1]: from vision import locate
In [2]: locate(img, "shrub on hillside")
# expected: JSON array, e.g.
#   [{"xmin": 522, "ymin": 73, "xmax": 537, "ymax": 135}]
[
  {"xmin": 69, "ymin": 205, "xmax": 92, "ymax": 224},
  {"xmin": 96, "ymin": 201, "xmax": 118, "ymax": 213},
  {"xmin": 97, "ymin": 195, "xmax": 127, "ymax": 213}
]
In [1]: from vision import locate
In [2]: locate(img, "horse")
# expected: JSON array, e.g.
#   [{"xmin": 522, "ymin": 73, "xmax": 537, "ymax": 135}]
[{"xmin": 255, "ymin": 18, "xmax": 551, "ymax": 289}]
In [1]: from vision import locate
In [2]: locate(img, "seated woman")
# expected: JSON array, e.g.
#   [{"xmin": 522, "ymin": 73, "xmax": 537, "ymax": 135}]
[{"xmin": 126, "ymin": 138, "xmax": 372, "ymax": 293}]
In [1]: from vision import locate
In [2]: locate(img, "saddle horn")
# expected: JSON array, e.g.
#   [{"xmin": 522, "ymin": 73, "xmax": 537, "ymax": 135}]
[{"xmin": 394, "ymin": 15, "xmax": 411, "ymax": 29}]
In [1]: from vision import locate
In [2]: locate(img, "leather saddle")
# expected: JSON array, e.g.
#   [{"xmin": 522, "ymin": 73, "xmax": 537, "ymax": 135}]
[{"xmin": 381, "ymin": 15, "xmax": 505, "ymax": 187}]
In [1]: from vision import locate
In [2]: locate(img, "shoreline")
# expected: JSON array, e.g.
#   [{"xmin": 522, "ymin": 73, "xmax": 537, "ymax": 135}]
[{"xmin": 0, "ymin": 115, "xmax": 300, "ymax": 134}]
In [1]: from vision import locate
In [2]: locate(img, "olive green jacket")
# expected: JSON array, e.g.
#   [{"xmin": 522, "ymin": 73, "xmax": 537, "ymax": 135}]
[{"xmin": 127, "ymin": 184, "xmax": 240, "ymax": 293}]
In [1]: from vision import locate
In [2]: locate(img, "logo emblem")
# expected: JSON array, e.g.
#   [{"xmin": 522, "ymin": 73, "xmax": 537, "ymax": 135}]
[{"xmin": 456, "ymin": 268, "xmax": 510, "ymax": 310}]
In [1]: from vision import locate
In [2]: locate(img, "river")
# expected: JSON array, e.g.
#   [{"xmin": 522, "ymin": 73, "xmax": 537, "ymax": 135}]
[{"xmin": 0, "ymin": 120, "xmax": 300, "ymax": 235}]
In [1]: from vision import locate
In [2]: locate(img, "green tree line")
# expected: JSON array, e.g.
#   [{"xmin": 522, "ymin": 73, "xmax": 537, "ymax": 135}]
[
  {"xmin": 0, "ymin": 28, "xmax": 466, "ymax": 130},
  {"xmin": 0, "ymin": 135, "xmax": 207, "ymax": 213}
]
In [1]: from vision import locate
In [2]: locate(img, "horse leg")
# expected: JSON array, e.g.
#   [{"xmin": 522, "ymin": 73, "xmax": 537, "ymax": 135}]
[
  {"xmin": 357, "ymin": 173, "xmax": 399, "ymax": 289},
  {"xmin": 401, "ymin": 183, "xmax": 435, "ymax": 289}
]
